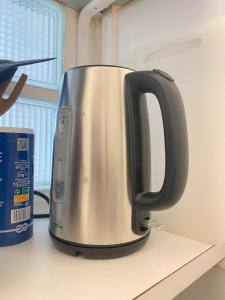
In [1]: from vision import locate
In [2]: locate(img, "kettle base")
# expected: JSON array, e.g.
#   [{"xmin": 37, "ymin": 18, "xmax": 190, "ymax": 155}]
[{"xmin": 49, "ymin": 231, "xmax": 150, "ymax": 259}]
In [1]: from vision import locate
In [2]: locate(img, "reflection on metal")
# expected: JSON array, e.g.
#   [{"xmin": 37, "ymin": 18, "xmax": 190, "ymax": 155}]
[{"xmin": 50, "ymin": 65, "xmax": 150, "ymax": 245}]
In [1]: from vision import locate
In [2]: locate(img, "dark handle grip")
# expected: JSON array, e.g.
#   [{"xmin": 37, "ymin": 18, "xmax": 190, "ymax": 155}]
[{"xmin": 125, "ymin": 69, "xmax": 188, "ymax": 211}]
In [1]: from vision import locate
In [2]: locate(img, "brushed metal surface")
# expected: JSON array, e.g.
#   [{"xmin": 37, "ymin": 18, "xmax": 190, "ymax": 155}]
[{"xmin": 50, "ymin": 65, "xmax": 150, "ymax": 245}]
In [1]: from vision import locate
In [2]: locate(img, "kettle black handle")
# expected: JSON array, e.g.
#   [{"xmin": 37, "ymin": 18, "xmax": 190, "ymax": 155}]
[{"xmin": 125, "ymin": 69, "xmax": 188, "ymax": 211}]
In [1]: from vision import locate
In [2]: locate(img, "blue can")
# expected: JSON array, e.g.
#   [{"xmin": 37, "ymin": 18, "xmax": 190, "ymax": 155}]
[{"xmin": 0, "ymin": 127, "xmax": 34, "ymax": 246}]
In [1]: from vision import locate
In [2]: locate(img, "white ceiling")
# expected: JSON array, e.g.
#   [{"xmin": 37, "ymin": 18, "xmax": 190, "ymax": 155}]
[
  {"xmin": 57, "ymin": 0, "xmax": 92, "ymax": 10},
  {"xmin": 57, "ymin": 0, "xmax": 131, "ymax": 10}
]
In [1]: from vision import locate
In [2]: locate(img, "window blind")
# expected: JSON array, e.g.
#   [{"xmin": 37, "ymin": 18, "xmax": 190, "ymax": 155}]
[
  {"xmin": 0, "ymin": 0, "xmax": 63, "ymax": 89},
  {"xmin": 0, "ymin": 99, "xmax": 57, "ymax": 189}
]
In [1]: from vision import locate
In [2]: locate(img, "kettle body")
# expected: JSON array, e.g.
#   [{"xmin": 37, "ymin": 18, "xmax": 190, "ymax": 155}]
[{"xmin": 49, "ymin": 65, "xmax": 188, "ymax": 258}]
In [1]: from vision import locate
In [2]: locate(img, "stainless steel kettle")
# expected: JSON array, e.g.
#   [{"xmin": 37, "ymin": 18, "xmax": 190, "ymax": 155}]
[{"xmin": 49, "ymin": 65, "xmax": 188, "ymax": 258}]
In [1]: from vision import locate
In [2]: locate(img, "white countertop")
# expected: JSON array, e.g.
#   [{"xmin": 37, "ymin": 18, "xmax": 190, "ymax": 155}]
[{"xmin": 0, "ymin": 219, "xmax": 218, "ymax": 300}]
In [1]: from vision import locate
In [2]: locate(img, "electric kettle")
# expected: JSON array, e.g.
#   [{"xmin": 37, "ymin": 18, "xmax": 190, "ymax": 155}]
[{"xmin": 49, "ymin": 65, "xmax": 188, "ymax": 258}]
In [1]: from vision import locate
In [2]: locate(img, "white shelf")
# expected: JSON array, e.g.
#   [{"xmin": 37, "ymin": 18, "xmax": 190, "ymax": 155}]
[{"xmin": 0, "ymin": 219, "xmax": 224, "ymax": 300}]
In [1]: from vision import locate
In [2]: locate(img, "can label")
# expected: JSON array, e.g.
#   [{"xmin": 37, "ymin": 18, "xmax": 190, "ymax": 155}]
[{"xmin": 0, "ymin": 132, "xmax": 34, "ymax": 246}]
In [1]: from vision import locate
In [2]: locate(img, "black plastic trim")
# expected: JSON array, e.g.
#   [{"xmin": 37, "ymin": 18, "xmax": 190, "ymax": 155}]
[
  {"xmin": 49, "ymin": 230, "xmax": 150, "ymax": 259},
  {"xmin": 125, "ymin": 70, "xmax": 188, "ymax": 211}
]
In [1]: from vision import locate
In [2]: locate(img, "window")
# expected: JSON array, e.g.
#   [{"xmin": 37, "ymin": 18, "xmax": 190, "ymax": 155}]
[
  {"xmin": 0, "ymin": 99, "xmax": 57, "ymax": 189},
  {"xmin": 0, "ymin": 0, "xmax": 63, "ymax": 89},
  {"xmin": 0, "ymin": 0, "xmax": 71, "ymax": 190}
]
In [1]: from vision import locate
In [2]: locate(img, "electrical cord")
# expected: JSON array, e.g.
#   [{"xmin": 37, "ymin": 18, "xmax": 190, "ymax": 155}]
[
  {"xmin": 33, "ymin": 190, "xmax": 50, "ymax": 219},
  {"xmin": 34, "ymin": 190, "xmax": 49, "ymax": 203}
]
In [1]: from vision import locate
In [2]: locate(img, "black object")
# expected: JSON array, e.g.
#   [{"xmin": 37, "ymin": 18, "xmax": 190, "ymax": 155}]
[
  {"xmin": 50, "ymin": 230, "xmax": 150, "ymax": 259},
  {"xmin": 125, "ymin": 69, "xmax": 188, "ymax": 212},
  {"xmin": 33, "ymin": 190, "xmax": 50, "ymax": 219},
  {"xmin": 0, "ymin": 58, "xmax": 56, "ymax": 84}
]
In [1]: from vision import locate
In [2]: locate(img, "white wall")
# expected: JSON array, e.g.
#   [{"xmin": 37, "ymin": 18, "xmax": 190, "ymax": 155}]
[
  {"xmin": 102, "ymin": 0, "xmax": 225, "ymax": 246},
  {"xmin": 101, "ymin": 1, "xmax": 225, "ymax": 298}
]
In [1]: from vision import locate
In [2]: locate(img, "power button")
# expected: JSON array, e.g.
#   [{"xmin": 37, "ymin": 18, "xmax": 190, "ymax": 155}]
[{"xmin": 153, "ymin": 69, "xmax": 175, "ymax": 82}]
